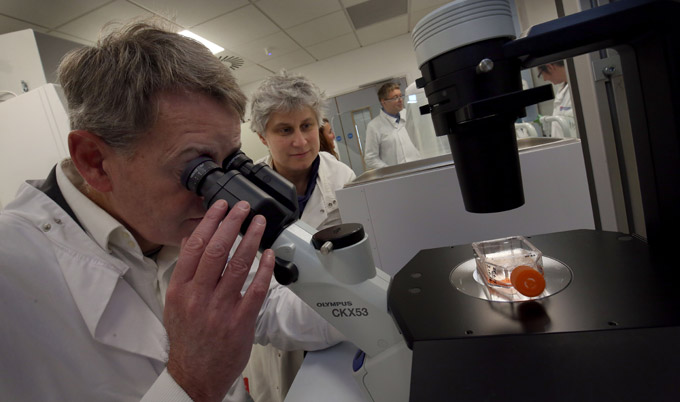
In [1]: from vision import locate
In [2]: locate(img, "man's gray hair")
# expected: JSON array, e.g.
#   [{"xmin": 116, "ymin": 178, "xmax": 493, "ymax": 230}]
[
  {"xmin": 58, "ymin": 20, "xmax": 247, "ymax": 154},
  {"xmin": 250, "ymin": 71, "xmax": 325, "ymax": 136}
]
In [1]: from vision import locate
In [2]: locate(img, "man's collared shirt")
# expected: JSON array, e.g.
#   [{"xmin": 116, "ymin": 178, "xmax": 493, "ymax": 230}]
[{"xmin": 56, "ymin": 159, "xmax": 178, "ymax": 319}]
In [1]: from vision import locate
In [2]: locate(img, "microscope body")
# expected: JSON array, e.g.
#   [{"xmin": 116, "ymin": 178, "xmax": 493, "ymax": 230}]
[
  {"xmin": 182, "ymin": 153, "xmax": 412, "ymax": 402},
  {"xmin": 272, "ymin": 221, "xmax": 412, "ymax": 402}
]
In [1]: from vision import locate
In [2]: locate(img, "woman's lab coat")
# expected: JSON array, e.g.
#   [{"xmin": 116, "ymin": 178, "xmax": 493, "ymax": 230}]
[
  {"xmin": 0, "ymin": 178, "xmax": 342, "ymax": 402},
  {"xmin": 258, "ymin": 151, "xmax": 356, "ymax": 230},
  {"xmin": 246, "ymin": 151, "xmax": 356, "ymax": 402},
  {"xmin": 364, "ymin": 110, "xmax": 421, "ymax": 170}
]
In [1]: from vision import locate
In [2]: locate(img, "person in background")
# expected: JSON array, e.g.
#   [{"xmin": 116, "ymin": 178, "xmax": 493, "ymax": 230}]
[
  {"xmin": 244, "ymin": 71, "xmax": 356, "ymax": 402},
  {"xmin": 319, "ymin": 117, "xmax": 339, "ymax": 160},
  {"xmin": 364, "ymin": 82, "xmax": 421, "ymax": 169},
  {"xmin": 0, "ymin": 21, "xmax": 343, "ymax": 402},
  {"xmin": 537, "ymin": 60, "xmax": 576, "ymax": 138}
]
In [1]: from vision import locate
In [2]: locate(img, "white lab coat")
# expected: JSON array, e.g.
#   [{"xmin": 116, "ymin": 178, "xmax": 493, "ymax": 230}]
[
  {"xmin": 245, "ymin": 151, "xmax": 355, "ymax": 402},
  {"xmin": 549, "ymin": 83, "xmax": 576, "ymax": 138},
  {"xmin": 364, "ymin": 110, "xmax": 421, "ymax": 170},
  {"xmin": 0, "ymin": 178, "xmax": 343, "ymax": 402},
  {"xmin": 257, "ymin": 151, "xmax": 356, "ymax": 230}
]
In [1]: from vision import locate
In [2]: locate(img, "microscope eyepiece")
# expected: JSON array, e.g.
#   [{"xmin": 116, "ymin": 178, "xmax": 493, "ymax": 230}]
[
  {"xmin": 223, "ymin": 150, "xmax": 252, "ymax": 172},
  {"xmin": 181, "ymin": 156, "xmax": 221, "ymax": 195}
]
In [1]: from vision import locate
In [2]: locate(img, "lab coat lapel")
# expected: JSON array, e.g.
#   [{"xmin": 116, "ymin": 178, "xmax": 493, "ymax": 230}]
[
  {"xmin": 300, "ymin": 156, "xmax": 331, "ymax": 229},
  {"xmin": 49, "ymin": 209, "xmax": 168, "ymax": 364},
  {"xmin": 394, "ymin": 111, "xmax": 410, "ymax": 149}
]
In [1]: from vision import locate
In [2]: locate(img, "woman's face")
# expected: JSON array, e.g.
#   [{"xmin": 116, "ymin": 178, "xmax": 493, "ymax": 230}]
[{"xmin": 259, "ymin": 106, "xmax": 320, "ymax": 179}]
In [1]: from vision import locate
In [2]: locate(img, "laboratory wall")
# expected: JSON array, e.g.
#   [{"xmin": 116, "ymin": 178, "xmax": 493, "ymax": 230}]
[
  {"xmin": 514, "ymin": 0, "xmax": 560, "ymax": 32},
  {"xmin": 33, "ymin": 31, "xmax": 85, "ymax": 85},
  {"xmin": 240, "ymin": 121, "xmax": 269, "ymax": 162}
]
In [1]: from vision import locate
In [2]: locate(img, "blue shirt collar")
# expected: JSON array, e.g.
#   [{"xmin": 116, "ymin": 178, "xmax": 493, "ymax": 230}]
[{"xmin": 382, "ymin": 108, "xmax": 400, "ymax": 123}]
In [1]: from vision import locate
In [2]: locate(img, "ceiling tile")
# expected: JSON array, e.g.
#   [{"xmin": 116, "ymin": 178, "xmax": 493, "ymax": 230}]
[
  {"xmin": 0, "ymin": 0, "xmax": 111, "ymax": 29},
  {"xmin": 55, "ymin": 1, "xmax": 154, "ymax": 43},
  {"xmin": 231, "ymin": 60, "xmax": 274, "ymax": 86},
  {"xmin": 0, "ymin": 15, "xmax": 46, "ymax": 35},
  {"xmin": 130, "ymin": 0, "xmax": 248, "ymax": 28},
  {"xmin": 341, "ymin": 0, "xmax": 370, "ymax": 7},
  {"xmin": 346, "ymin": 0, "xmax": 407, "ymax": 30},
  {"xmin": 286, "ymin": 11, "xmax": 352, "ymax": 47},
  {"xmin": 260, "ymin": 48, "xmax": 315, "ymax": 72},
  {"xmin": 410, "ymin": 0, "xmax": 451, "ymax": 13},
  {"xmin": 191, "ymin": 5, "xmax": 279, "ymax": 50},
  {"xmin": 355, "ymin": 15, "xmax": 408, "ymax": 46},
  {"xmin": 255, "ymin": 0, "xmax": 341, "ymax": 29},
  {"xmin": 44, "ymin": 30, "xmax": 94, "ymax": 46},
  {"xmin": 230, "ymin": 32, "xmax": 300, "ymax": 63},
  {"xmin": 306, "ymin": 33, "xmax": 360, "ymax": 60}
]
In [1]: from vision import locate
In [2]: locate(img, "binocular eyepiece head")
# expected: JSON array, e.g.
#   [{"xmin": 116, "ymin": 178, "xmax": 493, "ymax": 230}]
[{"xmin": 179, "ymin": 150, "xmax": 299, "ymax": 250}]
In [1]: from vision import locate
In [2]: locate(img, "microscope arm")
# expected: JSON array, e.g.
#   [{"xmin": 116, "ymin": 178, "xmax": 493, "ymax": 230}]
[
  {"xmin": 270, "ymin": 221, "xmax": 402, "ymax": 356},
  {"xmin": 271, "ymin": 221, "xmax": 412, "ymax": 402}
]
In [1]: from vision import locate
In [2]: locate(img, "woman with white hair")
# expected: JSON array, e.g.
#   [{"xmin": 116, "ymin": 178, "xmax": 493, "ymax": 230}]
[
  {"xmin": 243, "ymin": 71, "xmax": 355, "ymax": 401},
  {"xmin": 250, "ymin": 71, "xmax": 355, "ymax": 229}
]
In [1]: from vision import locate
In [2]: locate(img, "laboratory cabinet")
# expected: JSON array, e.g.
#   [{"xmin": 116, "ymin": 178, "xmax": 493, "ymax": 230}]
[{"xmin": 0, "ymin": 84, "xmax": 70, "ymax": 207}]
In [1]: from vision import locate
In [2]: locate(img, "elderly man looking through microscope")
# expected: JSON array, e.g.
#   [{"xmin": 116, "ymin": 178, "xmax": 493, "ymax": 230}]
[
  {"xmin": 245, "ymin": 71, "xmax": 356, "ymax": 402},
  {"xmin": 0, "ymin": 21, "xmax": 343, "ymax": 402},
  {"xmin": 364, "ymin": 82, "xmax": 421, "ymax": 169}
]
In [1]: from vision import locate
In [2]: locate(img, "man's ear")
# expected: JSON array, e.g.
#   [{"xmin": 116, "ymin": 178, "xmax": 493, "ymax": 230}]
[
  {"xmin": 258, "ymin": 133, "xmax": 268, "ymax": 147},
  {"xmin": 68, "ymin": 130, "xmax": 114, "ymax": 193}
]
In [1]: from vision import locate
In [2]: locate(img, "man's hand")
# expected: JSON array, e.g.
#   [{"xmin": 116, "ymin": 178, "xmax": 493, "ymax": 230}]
[{"xmin": 164, "ymin": 199, "xmax": 275, "ymax": 402}]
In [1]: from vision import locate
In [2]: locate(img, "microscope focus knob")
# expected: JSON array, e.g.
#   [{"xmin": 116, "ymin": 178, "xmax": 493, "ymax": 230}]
[
  {"xmin": 274, "ymin": 257, "xmax": 299, "ymax": 285},
  {"xmin": 312, "ymin": 223, "xmax": 365, "ymax": 251}
]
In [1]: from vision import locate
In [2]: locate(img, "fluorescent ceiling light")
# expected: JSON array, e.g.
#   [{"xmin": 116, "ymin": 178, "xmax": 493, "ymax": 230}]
[{"xmin": 178, "ymin": 30, "xmax": 224, "ymax": 54}]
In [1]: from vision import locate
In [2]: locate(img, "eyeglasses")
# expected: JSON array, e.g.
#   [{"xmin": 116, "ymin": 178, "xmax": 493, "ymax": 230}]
[{"xmin": 384, "ymin": 95, "xmax": 404, "ymax": 102}]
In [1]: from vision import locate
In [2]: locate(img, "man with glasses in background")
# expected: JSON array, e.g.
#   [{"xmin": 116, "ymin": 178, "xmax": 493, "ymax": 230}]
[{"xmin": 364, "ymin": 82, "xmax": 421, "ymax": 169}]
